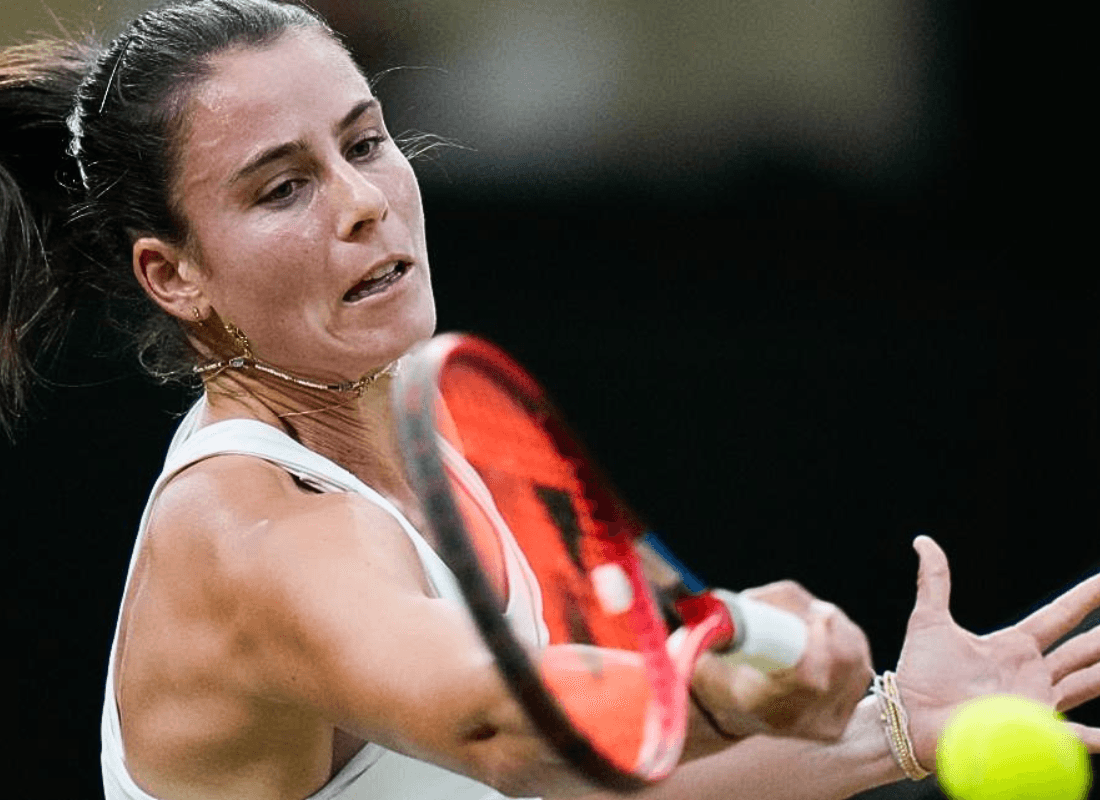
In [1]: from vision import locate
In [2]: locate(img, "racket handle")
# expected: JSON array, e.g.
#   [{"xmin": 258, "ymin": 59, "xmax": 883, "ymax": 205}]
[{"xmin": 712, "ymin": 589, "xmax": 807, "ymax": 673}]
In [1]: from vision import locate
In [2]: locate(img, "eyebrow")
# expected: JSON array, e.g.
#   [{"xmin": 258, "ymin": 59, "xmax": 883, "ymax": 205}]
[
  {"xmin": 228, "ymin": 140, "xmax": 308, "ymax": 187},
  {"xmin": 334, "ymin": 98, "xmax": 378, "ymax": 137},
  {"xmin": 227, "ymin": 98, "xmax": 380, "ymax": 187}
]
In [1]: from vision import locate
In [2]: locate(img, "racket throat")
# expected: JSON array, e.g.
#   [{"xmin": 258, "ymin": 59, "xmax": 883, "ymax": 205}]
[{"xmin": 672, "ymin": 593, "xmax": 737, "ymax": 653}]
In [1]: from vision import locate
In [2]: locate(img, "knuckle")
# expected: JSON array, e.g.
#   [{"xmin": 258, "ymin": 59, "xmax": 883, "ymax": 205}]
[
  {"xmin": 826, "ymin": 616, "xmax": 870, "ymax": 661},
  {"xmin": 773, "ymin": 579, "xmax": 803, "ymax": 592},
  {"xmin": 769, "ymin": 579, "xmax": 811, "ymax": 601},
  {"xmin": 836, "ymin": 624, "xmax": 868, "ymax": 655}
]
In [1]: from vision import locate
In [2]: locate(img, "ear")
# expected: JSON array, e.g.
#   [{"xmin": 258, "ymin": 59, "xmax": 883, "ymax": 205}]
[{"xmin": 132, "ymin": 236, "xmax": 206, "ymax": 321}]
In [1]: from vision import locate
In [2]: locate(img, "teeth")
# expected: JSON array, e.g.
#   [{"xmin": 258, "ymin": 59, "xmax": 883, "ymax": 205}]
[
  {"xmin": 368, "ymin": 261, "xmax": 400, "ymax": 280},
  {"xmin": 344, "ymin": 261, "xmax": 406, "ymax": 302}
]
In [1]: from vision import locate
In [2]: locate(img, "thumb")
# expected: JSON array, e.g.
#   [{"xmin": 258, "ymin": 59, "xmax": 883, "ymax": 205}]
[{"xmin": 911, "ymin": 535, "xmax": 953, "ymax": 620}]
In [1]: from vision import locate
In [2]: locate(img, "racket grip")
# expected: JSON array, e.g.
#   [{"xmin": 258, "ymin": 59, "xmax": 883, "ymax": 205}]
[{"xmin": 712, "ymin": 589, "xmax": 807, "ymax": 673}]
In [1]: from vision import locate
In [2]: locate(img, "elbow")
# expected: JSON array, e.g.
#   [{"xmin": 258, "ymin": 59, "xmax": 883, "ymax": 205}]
[
  {"xmin": 467, "ymin": 740, "xmax": 546, "ymax": 798},
  {"xmin": 454, "ymin": 719, "xmax": 545, "ymax": 797},
  {"xmin": 453, "ymin": 715, "xmax": 588, "ymax": 798}
]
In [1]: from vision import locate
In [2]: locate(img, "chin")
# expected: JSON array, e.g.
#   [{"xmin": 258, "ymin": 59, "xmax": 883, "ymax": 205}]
[
  {"xmin": 399, "ymin": 292, "xmax": 438, "ymax": 352},
  {"xmin": 358, "ymin": 306, "xmax": 437, "ymax": 374}
]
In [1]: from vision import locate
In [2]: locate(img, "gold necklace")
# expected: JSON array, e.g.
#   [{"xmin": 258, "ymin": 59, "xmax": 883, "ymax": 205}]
[
  {"xmin": 193, "ymin": 355, "xmax": 393, "ymax": 396},
  {"xmin": 193, "ymin": 322, "xmax": 395, "ymax": 396}
]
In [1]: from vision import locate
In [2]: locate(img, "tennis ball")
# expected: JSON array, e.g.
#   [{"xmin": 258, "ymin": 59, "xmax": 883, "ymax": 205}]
[{"xmin": 936, "ymin": 695, "xmax": 1091, "ymax": 800}]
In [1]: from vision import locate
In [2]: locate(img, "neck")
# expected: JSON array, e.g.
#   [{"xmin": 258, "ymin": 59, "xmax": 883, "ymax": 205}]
[{"xmin": 200, "ymin": 362, "xmax": 412, "ymax": 503}]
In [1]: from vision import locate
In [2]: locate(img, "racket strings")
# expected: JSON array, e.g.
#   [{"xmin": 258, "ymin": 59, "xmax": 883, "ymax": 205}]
[
  {"xmin": 441, "ymin": 454, "xmax": 511, "ymax": 606},
  {"xmin": 436, "ymin": 357, "xmax": 686, "ymax": 774},
  {"xmin": 439, "ymin": 370, "xmax": 642, "ymax": 651}
]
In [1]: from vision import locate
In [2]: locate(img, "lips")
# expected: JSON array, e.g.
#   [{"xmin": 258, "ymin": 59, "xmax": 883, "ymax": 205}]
[{"xmin": 343, "ymin": 260, "xmax": 410, "ymax": 303}]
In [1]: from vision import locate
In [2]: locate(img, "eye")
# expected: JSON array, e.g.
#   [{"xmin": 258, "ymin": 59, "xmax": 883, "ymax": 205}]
[
  {"xmin": 260, "ymin": 178, "xmax": 304, "ymax": 205},
  {"xmin": 347, "ymin": 134, "xmax": 386, "ymax": 161}
]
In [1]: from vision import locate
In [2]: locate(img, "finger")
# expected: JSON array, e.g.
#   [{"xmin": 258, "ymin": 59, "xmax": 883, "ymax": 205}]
[
  {"xmin": 825, "ymin": 604, "xmax": 875, "ymax": 683},
  {"xmin": 741, "ymin": 580, "xmax": 815, "ymax": 615},
  {"xmin": 1047, "ymin": 624, "xmax": 1100, "ymax": 684},
  {"xmin": 1015, "ymin": 571, "xmax": 1100, "ymax": 653},
  {"xmin": 910, "ymin": 535, "xmax": 952, "ymax": 619},
  {"xmin": 1054, "ymin": 661, "xmax": 1100, "ymax": 713},
  {"xmin": 792, "ymin": 606, "xmax": 835, "ymax": 693},
  {"xmin": 690, "ymin": 659, "xmax": 772, "ymax": 738},
  {"xmin": 826, "ymin": 635, "xmax": 876, "ymax": 731},
  {"xmin": 798, "ymin": 600, "xmax": 873, "ymax": 693},
  {"xmin": 1063, "ymin": 722, "xmax": 1100, "ymax": 754}
]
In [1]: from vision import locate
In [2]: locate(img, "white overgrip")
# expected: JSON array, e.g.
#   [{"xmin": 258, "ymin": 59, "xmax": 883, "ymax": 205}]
[{"xmin": 711, "ymin": 589, "xmax": 807, "ymax": 673}]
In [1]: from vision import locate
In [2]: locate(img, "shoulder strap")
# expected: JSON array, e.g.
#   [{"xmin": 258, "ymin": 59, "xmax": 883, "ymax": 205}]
[{"xmin": 160, "ymin": 418, "xmax": 462, "ymax": 601}]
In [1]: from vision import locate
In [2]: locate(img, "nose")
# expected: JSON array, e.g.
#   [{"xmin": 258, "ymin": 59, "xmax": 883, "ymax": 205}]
[{"xmin": 334, "ymin": 163, "xmax": 389, "ymax": 240}]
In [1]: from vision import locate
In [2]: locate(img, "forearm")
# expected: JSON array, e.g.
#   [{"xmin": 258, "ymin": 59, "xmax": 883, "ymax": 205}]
[{"xmin": 576, "ymin": 696, "xmax": 906, "ymax": 800}]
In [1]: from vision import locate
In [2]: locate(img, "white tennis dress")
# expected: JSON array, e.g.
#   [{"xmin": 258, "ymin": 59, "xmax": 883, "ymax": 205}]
[{"xmin": 101, "ymin": 398, "xmax": 548, "ymax": 800}]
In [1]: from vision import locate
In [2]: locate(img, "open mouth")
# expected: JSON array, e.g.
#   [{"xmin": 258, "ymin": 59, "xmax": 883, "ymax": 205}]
[{"xmin": 343, "ymin": 260, "xmax": 410, "ymax": 303}]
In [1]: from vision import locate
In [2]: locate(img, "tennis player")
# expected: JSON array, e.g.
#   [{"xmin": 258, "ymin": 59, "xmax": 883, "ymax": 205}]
[{"xmin": 2, "ymin": 2, "xmax": 1098, "ymax": 799}]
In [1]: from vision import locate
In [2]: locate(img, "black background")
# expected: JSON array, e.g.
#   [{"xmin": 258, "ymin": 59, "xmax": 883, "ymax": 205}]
[{"xmin": 5, "ymin": 1, "xmax": 1097, "ymax": 797}]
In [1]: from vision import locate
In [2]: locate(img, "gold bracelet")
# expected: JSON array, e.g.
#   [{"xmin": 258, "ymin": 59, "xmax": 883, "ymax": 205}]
[{"xmin": 872, "ymin": 671, "xmax": 931, "ymax": 780}]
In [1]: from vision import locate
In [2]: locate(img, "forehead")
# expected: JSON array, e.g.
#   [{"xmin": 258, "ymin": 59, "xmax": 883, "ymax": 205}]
[
  {"xmin": 199, "ymin": 27, "xmax": 367, "ymax": 102},
  {"xmin": 180, "ymin": 30, "xmax": 373, "ymax": 175}
]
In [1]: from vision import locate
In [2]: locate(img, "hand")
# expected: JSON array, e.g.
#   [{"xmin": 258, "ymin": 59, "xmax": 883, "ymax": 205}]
[
  {"xmin": 691, "ymin": 580, "xmax": 874, "ymax": 741},
  {"xmin": 896, "ymin": 535, "xmax": 1100, "ymax": 769}
]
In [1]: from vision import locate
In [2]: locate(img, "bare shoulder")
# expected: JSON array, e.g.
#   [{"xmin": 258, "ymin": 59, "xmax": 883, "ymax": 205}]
[
  {"xmin": 146, "ymin": 453, "xmax": 432, "ymax": 600},
  {"xmin": 122, "ymin": 454, "xmax": 584, "ymax": 797},
  {"xmin": 117, "ymin": 452, "xmax": 436, "ymax": 795},
  {"xmin": 123, "ymin": 452, "xmax": 441, "ymax": 733}
]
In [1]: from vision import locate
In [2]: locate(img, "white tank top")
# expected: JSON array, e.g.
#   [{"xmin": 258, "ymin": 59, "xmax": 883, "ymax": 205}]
[{"xmin": 101, "ymin": 399, "xmax": 548, "ymax": 800}]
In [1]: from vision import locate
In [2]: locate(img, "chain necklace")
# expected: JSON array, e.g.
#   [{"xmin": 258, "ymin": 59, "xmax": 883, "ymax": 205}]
[
  {"xmin": 193, "ymin": 355, "xmax": 394, "ymax": 395},
  {"xmin": 193, "ymin": 322, "xmax": 395, "ymax": 396}
]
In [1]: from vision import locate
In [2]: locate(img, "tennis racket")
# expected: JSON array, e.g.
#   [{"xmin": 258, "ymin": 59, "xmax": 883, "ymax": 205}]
[{"xmin": 392, "ymin": 333, "xmax": 807, "ymax": 791}]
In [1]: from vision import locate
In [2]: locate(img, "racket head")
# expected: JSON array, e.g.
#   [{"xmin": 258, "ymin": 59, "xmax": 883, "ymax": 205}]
[{"xmin": 393, "ymin": 333, "xmax": 687, "ymax": 790}]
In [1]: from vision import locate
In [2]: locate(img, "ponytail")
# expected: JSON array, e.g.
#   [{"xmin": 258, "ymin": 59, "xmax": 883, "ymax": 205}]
[{"xmin": 0, "ymin": 38, "xmax": 96, "ymax": 438}]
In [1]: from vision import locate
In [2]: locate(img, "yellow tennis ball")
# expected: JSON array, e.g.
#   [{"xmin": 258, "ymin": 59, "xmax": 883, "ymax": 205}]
[{"xmin": 936, "ymin": 695, "xmax": 1091, "ymax": 800}]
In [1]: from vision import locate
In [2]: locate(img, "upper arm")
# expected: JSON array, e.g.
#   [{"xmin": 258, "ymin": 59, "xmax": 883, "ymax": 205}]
[
  {"xmin": 149, "ymin": 460, "xmax": 494, "ymax": 749},
  {"xmin": 150, "ymin": 455, "xmax": 572, "ymax": 791},
  {"xmin": 235, "ymin": 489, "xmax": 505, "ymax": 759}
]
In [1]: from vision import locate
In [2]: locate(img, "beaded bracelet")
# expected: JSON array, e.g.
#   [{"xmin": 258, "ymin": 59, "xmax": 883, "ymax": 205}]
[{"xmin": 872, "ymin": 671, "xmax": 931, "ymax": 780}]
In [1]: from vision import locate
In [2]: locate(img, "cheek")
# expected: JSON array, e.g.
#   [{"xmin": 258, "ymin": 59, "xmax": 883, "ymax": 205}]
[
  {"xmin": 230, "ymin": 214, "xmax": 321, "ymax": 281},
  {"xmin": 198, "ymin": 225, "xmax": 324, "ymax": 333},
  {"xmin": 389, "ymin": 159, "xmax": 427, "ymax": 238}
]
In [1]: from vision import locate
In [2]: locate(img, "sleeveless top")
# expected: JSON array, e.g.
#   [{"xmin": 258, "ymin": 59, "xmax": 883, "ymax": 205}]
[{"xmin": 101, "ymin": 399, "xmax": 549, "ymax": 800}]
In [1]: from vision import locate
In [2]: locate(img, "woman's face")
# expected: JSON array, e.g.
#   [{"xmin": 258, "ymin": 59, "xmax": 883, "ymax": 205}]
[{"xmin": 175, "ymin": 28, "xmax": 435, "ymax": 380}]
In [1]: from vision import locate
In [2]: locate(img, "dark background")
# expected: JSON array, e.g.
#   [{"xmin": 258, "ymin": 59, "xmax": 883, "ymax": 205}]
[{"xmin": 4, "ymin": 0, "xmax": 1097, "ymax": 798}]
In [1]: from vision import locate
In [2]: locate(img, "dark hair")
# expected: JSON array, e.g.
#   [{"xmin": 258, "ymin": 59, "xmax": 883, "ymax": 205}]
[{"xmin": 0, "ymin": 0, "xmax": 335, "ymax": 437}]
